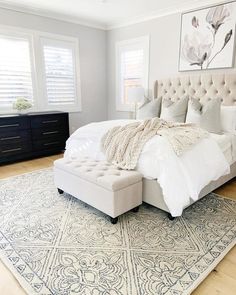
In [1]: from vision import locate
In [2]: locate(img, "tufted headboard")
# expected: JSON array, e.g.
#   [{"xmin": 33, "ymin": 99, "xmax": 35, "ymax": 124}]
[{"xmin": 154, "ymin": 73, "xmax": 236, "ymax": 106}]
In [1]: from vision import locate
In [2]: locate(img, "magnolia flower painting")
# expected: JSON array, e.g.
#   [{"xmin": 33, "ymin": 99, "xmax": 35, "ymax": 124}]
[{"xmin": 179, "ymin": 2, "xmax": 236, "ymax": 71}]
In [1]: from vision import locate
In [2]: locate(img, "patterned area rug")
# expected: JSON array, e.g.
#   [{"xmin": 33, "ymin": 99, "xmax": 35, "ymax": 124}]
[{"xmin": 0, "ymin": 169, "xmax": 235, "ymax": 295}]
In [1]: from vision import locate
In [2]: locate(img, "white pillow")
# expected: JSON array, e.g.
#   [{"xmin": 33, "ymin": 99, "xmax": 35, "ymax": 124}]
[
  {"xmin": 186, "ymin": 97, "xmax": 222, "ymax": 134},
  {"xmin": 221, "ymin": 106, "xmax": 236, "ymax": 132},
  {"xmin": 160, "ymin": 97, "xmax": 188, "ymax": 123},
  {"xmin": 137, "ymin": 97, "xmax": 162, "ymax": 120}
]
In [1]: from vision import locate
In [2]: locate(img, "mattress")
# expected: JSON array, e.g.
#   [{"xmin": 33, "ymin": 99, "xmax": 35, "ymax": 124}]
[{"xmin": 210, "ymin": 132, "xmax": 236, "ymax": 165}]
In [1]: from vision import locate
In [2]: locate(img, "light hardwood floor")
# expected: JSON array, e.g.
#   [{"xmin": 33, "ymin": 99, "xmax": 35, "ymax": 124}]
[{"xmin": 0, "ymin": 154, "xmax": 235, "ymax": 295}]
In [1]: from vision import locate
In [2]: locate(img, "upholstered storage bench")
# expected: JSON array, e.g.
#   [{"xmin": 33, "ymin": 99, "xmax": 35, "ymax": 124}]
[{"xmin": 54, "ymin": 157, "xmax": 142, "ymax": 223}]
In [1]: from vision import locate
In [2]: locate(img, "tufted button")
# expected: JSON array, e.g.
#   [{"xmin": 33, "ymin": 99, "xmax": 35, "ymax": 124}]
[
  {"xmin": 208, "ymin": 98, "xmax": 211, "ymax": 101},
  {"xmin": 228, "ymin": 90, "xmax": 231, "ymax": 94},
  {"xmin": 221, "ymin": 98, "xmax": 223, "ymax": 102},
  {"xmin": 86, "ymin": 169, "xmax": 92, "ymax": 172},
  {"xmin": 97, "ymin": 173, "xmax": 104, "ymax": 177}
]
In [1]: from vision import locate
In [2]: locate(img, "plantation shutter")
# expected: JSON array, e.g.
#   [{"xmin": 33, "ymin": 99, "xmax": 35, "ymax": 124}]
[
  {"xmin": 0, "ymin": 36, "xmax": 34, "ymax": 108},
  {"xmin": 42, "ymin": 41, "xmax": 77, "ymax": 106},
  {"xmin": 121, "ymin": 49, "xmax": 144, "ymax": 104}
]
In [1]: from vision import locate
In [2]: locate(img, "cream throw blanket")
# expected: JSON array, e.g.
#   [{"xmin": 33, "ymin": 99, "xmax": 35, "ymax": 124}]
[{"xmin": 101, "ymin": 118, "xmax": 209, "ymax": 170}]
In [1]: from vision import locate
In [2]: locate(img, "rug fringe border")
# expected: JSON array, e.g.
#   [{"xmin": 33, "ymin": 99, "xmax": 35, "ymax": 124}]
[
  {"xmin": 183, "ymin": 239, "xmax": 236, "ymax": 295},
  {"xmin": 0, "ymin": 251, "xmax": 42, "ymax": 295}
]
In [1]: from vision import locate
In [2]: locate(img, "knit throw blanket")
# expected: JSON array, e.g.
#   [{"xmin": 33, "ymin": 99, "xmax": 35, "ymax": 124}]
[{"xmin": 101, "ymin": 118, "xmax": 209, "ymax": 170}]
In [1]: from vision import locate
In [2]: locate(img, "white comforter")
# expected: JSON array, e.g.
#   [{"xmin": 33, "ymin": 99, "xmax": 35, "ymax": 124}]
[{"xmin": 65, "ymin": 120, "xmax": 230, "ymax": 216}]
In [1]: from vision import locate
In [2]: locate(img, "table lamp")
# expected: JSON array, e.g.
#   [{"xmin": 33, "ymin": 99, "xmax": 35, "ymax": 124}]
[{"xmin": 127, "ymin": 87, "xmax": 144, "ymax": 119}]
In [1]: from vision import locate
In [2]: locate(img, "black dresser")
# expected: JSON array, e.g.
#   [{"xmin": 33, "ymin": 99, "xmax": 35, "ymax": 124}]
[{"xmin": 0, "ymin": 111, "xmax": 69, "ymax": 164}]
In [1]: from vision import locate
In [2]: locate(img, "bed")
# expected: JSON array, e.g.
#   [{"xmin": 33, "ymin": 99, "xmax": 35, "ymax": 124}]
[
  {"xmin": 142, "ymin": 73, "xmax": 236, "ymax": 214},
  {"xmin": 65, "ymin": 73, "xmax": 236, "ymax": 217}
]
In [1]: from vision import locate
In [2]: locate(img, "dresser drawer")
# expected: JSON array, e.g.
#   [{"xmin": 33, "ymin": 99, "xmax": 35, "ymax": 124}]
[
  {"xmin": 31, "ymin": 114, "xmax": 68, "ymax": 129},
  {"xmin": 0, "ymin": 141, "xmax": 32, "ymax": 158},
  {"xmin": 31, "ymin": 127, "xmax": 67, "ymax": 141},
  {"xmin": 0, "ymin": 130, "xmax": 31, "ymax": 146},
  {"xmin": 33, "ymin": 137, "xmax": 66, "ymax": 152},
  {"xmin": 0, "ymin": 116, "xmax": 29, "ymax": 131}
]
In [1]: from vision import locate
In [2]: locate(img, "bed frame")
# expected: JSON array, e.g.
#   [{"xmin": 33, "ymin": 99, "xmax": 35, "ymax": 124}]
[{"xmin": 143, "ymin": 73, "xmax": 236, "ymax": 217}]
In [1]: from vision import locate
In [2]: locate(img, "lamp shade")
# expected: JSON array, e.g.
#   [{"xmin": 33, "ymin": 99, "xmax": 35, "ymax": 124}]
[{"xmin": 127, "ymin": 87, "xmax": 144, "ymax": 103}]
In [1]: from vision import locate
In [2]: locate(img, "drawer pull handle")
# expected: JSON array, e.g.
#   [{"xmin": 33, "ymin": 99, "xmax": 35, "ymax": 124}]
[
  {"xmin": 0, "ymin": 123, "xmax": 20, "ymax": 128},
  {"xmin": 2, "ymin": 147, "xmax": 22, "ymax": 153},
  {"xmin": 43, "ymin": 141, "xmax": 59, "ymax": 146},
  {"xmin": 42, "ymin": 131, "xmax": 59, "ymax": 135},
  {"xmin": 42, "ymin": 120, "xmax": 58, "ymax": 124},
  {"xmin": 1, "ymin": 136, "xmax": 21, "ymax": 141}
]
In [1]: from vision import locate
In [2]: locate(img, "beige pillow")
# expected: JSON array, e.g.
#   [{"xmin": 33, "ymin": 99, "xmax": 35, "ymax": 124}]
[
  {"xmin": 186, "ymin": 97, "xmax": 222, "ymax": 134},
  {"xmin": 137, "ymin": 97, "xmax": 162, "ymax": 120},
  {"xmin": 160, "ymin": 97, "xmax": 188, "ymax": 123}
]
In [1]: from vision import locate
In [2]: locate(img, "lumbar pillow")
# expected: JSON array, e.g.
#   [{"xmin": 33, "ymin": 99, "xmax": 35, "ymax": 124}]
[
  {"xmin": 186, "ymin": 97, "xmax": 222, "ymax": 134},
  {"xmin": 137, "ymin": 97, "xmax": 162, "ymax": 120},
  {"xmin": 160, "ymin": 97, "xmax": 188, "ymax": 123},
  {"xmin": 221, "ymin": 106, "xmax": 236, "ymax": 132}
]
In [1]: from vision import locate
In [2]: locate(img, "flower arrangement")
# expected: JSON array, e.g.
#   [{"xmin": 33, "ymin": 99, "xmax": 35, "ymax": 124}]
[{"xmin": 13, "ymin": 97, "xmax": 32, "ymax": 112}]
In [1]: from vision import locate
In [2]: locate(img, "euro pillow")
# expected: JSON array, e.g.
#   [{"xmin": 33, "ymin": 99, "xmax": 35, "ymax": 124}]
[
  {"xmin": 160, "ymin": 97, "xmax": 188, "ymax": 123},
  {"xmin": 186, "ymin": 97, "xmax": 222, "ymax": 134},
  {"xmin": 137, "ymin": 97, "xmax": 162, "ymax": 120},
  {"xmin": 221, "ymin": 106, "xmax": 236, "ymax": 132}
]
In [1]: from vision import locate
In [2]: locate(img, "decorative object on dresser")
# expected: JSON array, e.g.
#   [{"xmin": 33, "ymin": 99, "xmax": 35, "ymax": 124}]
[{"xmin": 0, "ymin": 111, "xmax": 69, "ymax": 164}]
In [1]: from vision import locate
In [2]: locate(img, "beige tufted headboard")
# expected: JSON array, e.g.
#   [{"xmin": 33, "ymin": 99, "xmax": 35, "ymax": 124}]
[{"xmin": 154, "ymin": 73, "xmax": 236, "ymax": 106}]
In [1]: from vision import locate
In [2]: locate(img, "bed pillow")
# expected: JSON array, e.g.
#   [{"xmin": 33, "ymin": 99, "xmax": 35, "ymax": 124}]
[
  {"xmin": 186, "ymin": 97, "xmax": 222, "ymax": 134},
  {"xmin": 160, "ymin": 97, "xmax": 188, "ymax": 123},
  {"xmin": 221, "ymin": 106, "xmax": 236, "ymax": 132},
  {"xmin": 137, "ymin": 97, "xmax": 162, "ymax": 120}
]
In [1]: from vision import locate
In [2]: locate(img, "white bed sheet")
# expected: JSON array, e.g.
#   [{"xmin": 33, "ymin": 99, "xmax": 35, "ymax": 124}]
[
  {"xmin": 210, "ymin": 132, "xmax": 236, "ymax": 165},
  {"xmin": 64, "ymin": 120, "xmax": 230, "ymax": 217}
]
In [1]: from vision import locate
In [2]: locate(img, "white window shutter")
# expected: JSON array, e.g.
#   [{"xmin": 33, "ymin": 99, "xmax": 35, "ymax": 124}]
[
  {"xmin": 42, "ymin": 41, "xmax": 77, "ymax": 107},
  {"xmin": 0, "ymin": 36, "xmax": 34, "ymax": 109},
  {"xmin": 116, "ymin": 36, "xmax": 149, "ymax": 111}
]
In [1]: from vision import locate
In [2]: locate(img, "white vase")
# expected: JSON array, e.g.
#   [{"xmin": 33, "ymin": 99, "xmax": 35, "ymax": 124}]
[{"xmin": 18, "ymin": 109, "xmax": 29, "ymax": 115}]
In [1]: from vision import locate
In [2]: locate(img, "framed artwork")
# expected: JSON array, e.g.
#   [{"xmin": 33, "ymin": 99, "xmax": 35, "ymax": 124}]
[{"xmin": 179, "ymin": 1, "xmax": 236, "ymax": 71}]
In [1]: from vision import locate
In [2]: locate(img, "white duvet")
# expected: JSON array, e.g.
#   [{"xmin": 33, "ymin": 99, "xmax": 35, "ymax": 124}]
[{"xmin": 64, "ymin": 120, "xmax": 230, "ymax": 217}]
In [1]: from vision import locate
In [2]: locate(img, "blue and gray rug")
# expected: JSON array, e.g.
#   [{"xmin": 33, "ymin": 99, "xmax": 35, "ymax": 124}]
[{"xmin": 0, "ymin": 169, "xmax": 235, "ymax": 295}]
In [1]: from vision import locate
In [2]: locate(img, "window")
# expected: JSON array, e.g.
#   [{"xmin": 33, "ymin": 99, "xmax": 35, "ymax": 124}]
[
  {"xmin": 41, "ymin": 38, "xmax": 80, "ymax": 110},
  {"xmin": 0, "ymin": 26, "xmax": 81, "ymax": 113},
  {"xmin": 0, "ymin": 34, "xmax": 34, "ymax": 110},
  {"xmin": 116, "ymin": 36, "xmax": 149, "ymax": 111}
]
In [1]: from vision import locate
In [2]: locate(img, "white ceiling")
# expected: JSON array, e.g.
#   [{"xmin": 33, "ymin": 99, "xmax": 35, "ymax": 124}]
[{"xmin": 0, "ymin": 0, "xmax": 223, "ymax": 30}]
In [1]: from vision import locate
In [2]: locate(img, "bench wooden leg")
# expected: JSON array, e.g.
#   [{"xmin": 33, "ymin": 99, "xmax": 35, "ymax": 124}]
[
  {"xmin": 110, "ymin": 217, "xmax": 118, "ymax": 224},
  {"xmin": 57, "ymin": 188, "xmax": 64, "ymax": 194},
  {"xmin": 167, "ymin": 213, "xmax": 175, "ymax": 221},
  {"xmin": 132, "ymin": 206, "xmax": 139, "ymax": 213}
]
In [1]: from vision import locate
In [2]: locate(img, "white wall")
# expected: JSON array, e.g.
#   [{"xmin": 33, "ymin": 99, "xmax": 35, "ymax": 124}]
[
  {"xmin": 107, "ymin": 12, "xmax": 236, "ymax": 120},
  {"xmin": 0, "ymin": 7, "xmax": 107, "ymax": 133}
]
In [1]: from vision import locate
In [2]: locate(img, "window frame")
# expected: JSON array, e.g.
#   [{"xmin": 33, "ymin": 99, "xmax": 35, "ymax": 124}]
[
  {"xmin": 116, "ymin": 36, "xmax": 150, "ymax": 112},
  {"xmin": 0, "ymin": 25, "xmax": 82, "ymax": 114},
  {"xmin": 0, "ymin": 27, "xmax": 38, "ymax": 113}
]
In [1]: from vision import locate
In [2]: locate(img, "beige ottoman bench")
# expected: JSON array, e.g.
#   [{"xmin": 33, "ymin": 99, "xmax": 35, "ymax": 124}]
[{"xmin": 54, "ymin": 157, "xmax": 142, "ymax": 224}]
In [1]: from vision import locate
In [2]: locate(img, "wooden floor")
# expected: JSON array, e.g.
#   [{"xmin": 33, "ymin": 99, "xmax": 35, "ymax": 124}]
[{"xmin": 0, "ymin": 154, "xmax": 235, "ymax": 295}]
